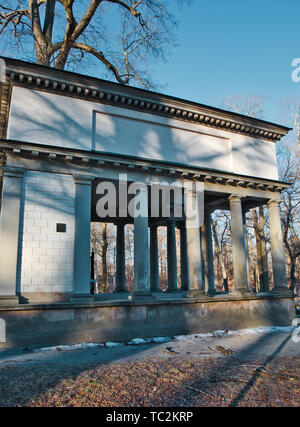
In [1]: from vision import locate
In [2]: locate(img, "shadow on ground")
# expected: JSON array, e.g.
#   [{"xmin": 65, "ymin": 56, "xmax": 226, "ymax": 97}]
[{"xmin": 0, "ymin": 331, "xmax": 299, "ymax": 406}]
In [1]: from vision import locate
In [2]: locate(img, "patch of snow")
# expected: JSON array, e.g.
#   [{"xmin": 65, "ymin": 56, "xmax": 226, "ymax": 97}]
[
  {"xmin": 227, "ymin": 326, "xmax": 295, "ymax": 336},
  {"xmin": 35, "ymin": 342, "xmax": 104, "ymax": 352},
  {"xmin": 127, "ymin": 338, "xmax": 152, "ymax": 345},
  {"xmin": 31, "ymin": 326, "xmax": 295, "ymax": 353},
  {"xmin": 104, "ymin": 342, "xmax": 124, "ymax": 348},
  {"xmin": 151, "ymin": 337, "xmax": 172, "ymax": 343},
  {"xmin": 174, "ymin": 326, "xmax": 295, "ymax": 340},
  {"xmin": 212, "ymin": 330, "xmax": 227, "ymax": 337}
]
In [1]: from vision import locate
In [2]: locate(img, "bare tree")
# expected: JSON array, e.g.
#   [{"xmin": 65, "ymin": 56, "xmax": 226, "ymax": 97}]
[
  {"xmin": 100, "ymin": 222, "xmax": 108, "ymax": 292},
  {"xmin": 211, "ymin": 216, "xmax": 229, "ymax": 292},
  {"xmin": 222, "ymin": 95, "xmax": 270, "ymax": 289},
  {"xmin": 277, "ymin": 142, "xmax": 300, "ymax": 290},
  {"xmin": 0, "ymin": 0, "xmax": 188, "ymax": 87},
  {"xmin": 278, "ymin": 98, "xmax": 300, "ymax": 290},
  {"xmin": 252, "ymin": 207, "xmax": 269, "ymax": 292},
  {"xmin": 281, "ymin": 96, "xmax": 300, "ymax": 145},
  {"xmin": 223, "ymin": 95, "xmax": 299, "ymax": 290},
  {"xmin": 222, "ymin": 95, "xmax": 267, "ymax": 119},
  {"xmin": 125, "ymin": 224, "xmax": 134, "ymax": 290},
  {"xmin": 90, "ymin": 222, "xmax": 116, "ymax": 292}
]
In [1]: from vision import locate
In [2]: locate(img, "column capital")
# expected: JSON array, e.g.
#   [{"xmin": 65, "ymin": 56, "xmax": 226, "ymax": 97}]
[
  {"xmin": 267, "ymin": 199, "xmax": 280, "ymax": 207},
  {"xmin": 228, "ymin": 194, "xmax": 243, "ymax": 202},
  {"xmin": 73, "ymin": 174, "xmax": 94, "ymax": 185},
  {"xmin": 175, "ymin": 221, "xmax": 185, "ymax": 230},
  {"xmin": 149, "ymin": 223, "xmax": 159, "ymax": 229},
  {"xmin": 1, "ymin": 166, "xmax": 26, "ymax": 178},
  {"xmin": 114, "ymin": 221, "xmax": 127, "ymax": 227}
]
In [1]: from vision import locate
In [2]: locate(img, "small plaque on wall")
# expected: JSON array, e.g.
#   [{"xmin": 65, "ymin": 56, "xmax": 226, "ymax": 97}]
[{"xmin": 56, "ymin": 223, "xmax": 66, "ymax": 233}]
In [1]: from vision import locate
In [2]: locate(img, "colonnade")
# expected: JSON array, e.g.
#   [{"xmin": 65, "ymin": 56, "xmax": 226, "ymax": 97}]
[
  {"xmin": 0, "ymin": 168, "xmax": 289, "ymax": 304},
  {"xmin": 92, "ymin": 184, "xmax": 288, "ymax": 299}
]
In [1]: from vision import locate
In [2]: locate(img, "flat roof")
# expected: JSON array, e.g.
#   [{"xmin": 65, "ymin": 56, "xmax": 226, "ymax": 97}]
[{"xmin": 0, "ymin": 56, "xmax": 292, "ymax": 141}]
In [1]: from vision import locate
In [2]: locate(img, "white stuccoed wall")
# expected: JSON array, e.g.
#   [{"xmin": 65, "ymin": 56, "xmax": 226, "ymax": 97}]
[
  {"xmin": 7, "ymin": 86, "xmax": 279, "ymax": 180},
  {"xmin": 18, "ymin": 171, "xmax": 75, "ymax": 294}
]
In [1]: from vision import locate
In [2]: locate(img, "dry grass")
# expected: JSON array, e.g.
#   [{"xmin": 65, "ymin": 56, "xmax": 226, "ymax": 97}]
[{"xmin": 0, "ymin": 355, "xmax": 299, "ymax": 407}]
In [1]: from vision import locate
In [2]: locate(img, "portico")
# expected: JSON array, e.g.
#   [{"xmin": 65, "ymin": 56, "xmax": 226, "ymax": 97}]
[{"xmin": 0, "ymin": 140, "xmax": 291, "ymax": 301}]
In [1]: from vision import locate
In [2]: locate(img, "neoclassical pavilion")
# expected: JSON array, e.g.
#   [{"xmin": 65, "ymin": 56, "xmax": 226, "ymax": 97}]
[{"xmin": 0, "ymin": 57, "xmax": 296, "ymax": 349}]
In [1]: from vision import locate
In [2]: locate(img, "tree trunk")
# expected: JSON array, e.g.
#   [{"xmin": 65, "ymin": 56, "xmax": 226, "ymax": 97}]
[
  {"xmin": 29, "ymin": 0, "xmax": 51, "ymax": 66},
  {"xmin": 101, "ymin": 222, "xmax": 108, "ymax": 293},
  {"xmin": 290, "ymin": 259, "xmax": 296, "ymax": 291},
  {"xmin": 258, "ymin": 206, "xmax": 269, "ymax": 291},
  {"xmin": 212, "ymin": 221, "xmax": 228, "ymax": 292},
  {"xmin": 252, "ymin": 207, "xmax": 269, "ymax": 292}
]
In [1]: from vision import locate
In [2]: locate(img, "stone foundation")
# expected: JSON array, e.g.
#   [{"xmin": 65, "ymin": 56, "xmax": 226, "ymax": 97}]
[{"xmin": 0, "ymin": 293, "xmax": 296, "ymax": 351}]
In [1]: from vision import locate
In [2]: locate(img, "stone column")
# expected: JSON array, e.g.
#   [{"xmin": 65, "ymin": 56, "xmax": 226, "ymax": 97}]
[
  {"xmin": 184, "ymin": 190, "xmax": 204, "ymax": 297},
  {"xmin": 229, "ymin": 195, "xmax": 250, "ymax": 295},
  {"xmin": 242, "ymin": 209, "xmax": 251, "ymax": 291},
  {"xmin": 179, "ymin": 224, "xmax": 189, "ymax": 291},
  {"xmin": 0, "ymin": 166, "xmax": 25, "ymax": 305},
  {"xmin": 115, "ymin": 223, "xmax": 127, "ymax": 292},
  {"xmin": 268, "ymin": 200, "xmax": 288, "ymax": 292},
  {"xmin": 167, "ymin": 221, "xmax": 178, "ymax": 292},
  {"xmin": 201, "ymin": 210, "xmax": 216, "ymax": 295},
  {"xmin": 72, "ymin": 175, "xmax": 94, "ymax": 302},
  {"xmin": 133, "ymin": 186, "xmax": 151, "ymax": 297},
  {"xmin": 150, "ymin": 224, "xmax": 160, "ymax": 292}
]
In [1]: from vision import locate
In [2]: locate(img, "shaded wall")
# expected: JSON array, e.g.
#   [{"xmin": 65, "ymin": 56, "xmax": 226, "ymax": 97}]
[{"xmin": 7, "ymin": 87, "xmax": 279, "ymax": 180}]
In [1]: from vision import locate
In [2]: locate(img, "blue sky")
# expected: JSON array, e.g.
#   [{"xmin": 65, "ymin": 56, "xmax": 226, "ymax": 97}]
[
  {"xmin": 1, "ymin": 0, "xmax": 299, "ymax": 128},
  {"xmin": 151, "ymin": 0, "xmax": 300, "ymax": 127}
]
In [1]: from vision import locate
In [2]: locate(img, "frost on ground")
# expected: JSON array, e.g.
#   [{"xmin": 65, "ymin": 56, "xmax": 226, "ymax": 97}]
[{"xmin": 33, "ymin": 326, "xmax": 296, "ymax": 353}]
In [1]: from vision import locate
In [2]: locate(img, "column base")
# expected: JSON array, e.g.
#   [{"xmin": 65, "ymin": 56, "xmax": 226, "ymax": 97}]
[
  {"xmin": 70, "ymin": 294, "xmax": 94, "ymax": 303},
  {"xmin": 113, "ymin": 289, "xmax": 129, "ymax": 294},
  {"xmin": 131, "ymin": 292, "xmax": 154, "ymax": 300},
  {"xmin": 0, "ymin": 295, "xmax": 19, "ymax": 305},
  {"xmin": 183, "ymin": 290, "xmax": 206, "ymax": 298},
  {"xmin": 207, "ymin": 289, "xmax": 218, "ymax": 297},
  {"xmin": 231, "ymin": 289, "xmax": 253, "ymax": 297},
  {"xmin": 166, "ymin": 288, "xmax": 179, "ymax": 293},
  {"xmin": 268, "ymin": 287, "xmax": 295, "ymax": 296}
]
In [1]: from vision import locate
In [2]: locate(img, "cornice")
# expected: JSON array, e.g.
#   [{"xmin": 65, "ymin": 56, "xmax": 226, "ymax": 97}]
[
  {"xmin": 0, "ymin": 139, "xmax": 290, "ymax": 193},
  {"xmin": 1, "ymin": 57, "xmax": 291, "ymax": 143},
  {"xmin": 0, "ymin": 81, "xmax": 11, "ymax": 139}
]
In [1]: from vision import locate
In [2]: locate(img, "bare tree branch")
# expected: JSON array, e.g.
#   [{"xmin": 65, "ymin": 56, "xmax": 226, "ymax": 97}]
[{"xmin": 72, "ymin": 42, "xmax": 129, "ymax": 83}]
